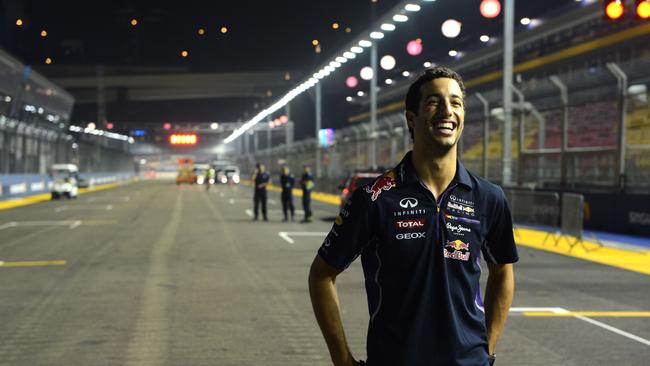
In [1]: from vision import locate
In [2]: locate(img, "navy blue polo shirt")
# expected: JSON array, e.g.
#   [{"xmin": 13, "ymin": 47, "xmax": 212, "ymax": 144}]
[
  {"xmin": 254, "ymin": 172, "xmax": 270, "ymax": 192},
  {"xmin": 318, "ymin": 151, "xmax": 518, "ymax": 366}
]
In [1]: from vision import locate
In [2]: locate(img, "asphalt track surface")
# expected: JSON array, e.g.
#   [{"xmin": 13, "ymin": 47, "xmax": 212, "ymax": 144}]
[{"xmin": 0, "ymin": 181, "xmax": 648, "ymax": 365}]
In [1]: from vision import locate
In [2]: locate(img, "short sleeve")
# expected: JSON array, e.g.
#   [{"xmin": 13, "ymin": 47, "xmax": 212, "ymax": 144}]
[
  {"xmin": 318, "ymin": 188, "xmax": 374, "ymax": 270},
  {"xmin": 482, "ymin": 186, "xmax": 519, "ymax": 264}
]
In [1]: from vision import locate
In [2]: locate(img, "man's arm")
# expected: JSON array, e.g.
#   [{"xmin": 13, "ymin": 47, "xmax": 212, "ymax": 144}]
[
  {"xmin": 309, "ymin": 255, "xmax": 361, "ymax": 366},
  {"xmin": 484, "ymin": 262, "xmax": 515, "ymax": 355}
]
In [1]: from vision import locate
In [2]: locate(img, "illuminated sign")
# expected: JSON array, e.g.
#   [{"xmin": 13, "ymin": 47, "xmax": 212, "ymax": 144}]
[{"xmin": 169, "ymin": 133, "xmax": 198, "ymax": 145}]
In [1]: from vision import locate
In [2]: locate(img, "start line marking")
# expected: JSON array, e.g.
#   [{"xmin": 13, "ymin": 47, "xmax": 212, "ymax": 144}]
[
  {"xmin": 56, "ymin": 204, "xmax": 112, "ymax": 212},
  {"xmin": 0, "ymin": 220, "xmax": 82, "ymax": 230},
  {"xmin": 245, "ymin": 209, "xmax": 305, "ymax": 217},
  {"xmin": 278, "ymin": 231, "xmax": 328, "ymax": 244},
  {"xmin": 511, "ymin": 307, "xmax": 650, "ymax": 347}
]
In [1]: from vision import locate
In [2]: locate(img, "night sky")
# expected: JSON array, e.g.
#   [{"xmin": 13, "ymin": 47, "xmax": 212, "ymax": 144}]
[{"xmin": 1, "ymin": 0, "xmax": 578, "ymax": 140}]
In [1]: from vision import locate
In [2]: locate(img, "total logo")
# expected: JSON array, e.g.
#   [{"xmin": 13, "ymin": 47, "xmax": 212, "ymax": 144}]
[
  {"xmin": 394, "ymin": 218, "xmax": 426, "ymax": 230},
  {"xmin": 399, "ymin": 197, "xmax": 418, "ymax": 208},
  {"xmin": 396, "ymin": 232, "xmax": 426, "ymax": 240},
  {"xmin": 445, "ymin": 222, "xmax": 471, "ymax": 235}
]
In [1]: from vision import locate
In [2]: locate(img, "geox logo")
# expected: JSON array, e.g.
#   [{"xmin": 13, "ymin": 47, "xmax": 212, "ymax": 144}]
[{"xmin": 396, "ymin": 232, "xmax": 425, "ymax": 240}]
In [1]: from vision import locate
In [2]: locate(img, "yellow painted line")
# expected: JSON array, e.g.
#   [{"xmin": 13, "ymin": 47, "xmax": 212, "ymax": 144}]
[
  {"xmin": 0, "ymin": 193, "xmax": 52, "ymax": 210},
  {"xmin": 349, "ymin": 23, "xmax": 650, "ymax": 123},
  {"xmin": 0, "ymin": 260, "xmax": 66, "ymax": 268},
  {"xmin": 78, "ymin": 182, "xmax": 121, "ymax": 194},
  {"xmin": 515, "ymin": 227, "xmax": 650, "ymax": 276},
  {"xmin": 241, "ymin": 180, "xmax": 342, "ymax": 206},
  {"xmin": 0, "ymin": 181, "xmax": 132, "ymax": 211},
  {"xmin": 240, "ymin": 184, "xmax": 649, "ymax": 275},
  {"xmin": 524, "ymin": 311, "xmax": 650, "ymax": 317}
]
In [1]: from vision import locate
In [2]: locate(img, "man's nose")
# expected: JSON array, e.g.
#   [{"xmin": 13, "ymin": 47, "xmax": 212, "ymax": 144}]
[{"xmin": 437, "ymin": 99, "xmax": 453, "ymax": 117}]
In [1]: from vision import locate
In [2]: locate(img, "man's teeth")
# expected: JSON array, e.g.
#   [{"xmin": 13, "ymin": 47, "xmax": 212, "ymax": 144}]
[{"xmin": 436, "ymin": 122, "xmax": 454, "ymax": 130}]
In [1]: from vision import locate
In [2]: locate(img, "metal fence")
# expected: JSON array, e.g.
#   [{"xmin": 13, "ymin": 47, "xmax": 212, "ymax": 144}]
[
  {"xmin": 0, "ymin": 116, "xmax": 135, "ymax": 174},
  {"xmin": 237, "ymin": 57, "xmax": 650, "ymax": 195}
]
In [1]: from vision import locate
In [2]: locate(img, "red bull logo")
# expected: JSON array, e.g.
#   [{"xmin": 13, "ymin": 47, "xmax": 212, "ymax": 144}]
[
  {"xmin": 446, "ymin": 239, "xmax": 470, "ymax": 251},
  {"xmin": 364, "ymin": 176, "xmax": 396, "ymax": 201}
]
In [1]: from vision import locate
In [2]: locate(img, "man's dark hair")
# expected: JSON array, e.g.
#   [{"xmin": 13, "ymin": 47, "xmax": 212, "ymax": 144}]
[{"xmin": 404, "ymin": 66, "xmax": 466, "ymax": 141}]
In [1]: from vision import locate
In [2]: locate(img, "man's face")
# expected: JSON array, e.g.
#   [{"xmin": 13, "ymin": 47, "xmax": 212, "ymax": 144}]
[
  {"xmin": 282, "ymin": 167, "xmax": 289, "ymax": 174},
  {"xmin": 259, "ymin": 164, "xmax": 266, "ymax": 173},
  {"xmin": 406, "ymin": 77, "xmax": 465, "ymax": 152}
]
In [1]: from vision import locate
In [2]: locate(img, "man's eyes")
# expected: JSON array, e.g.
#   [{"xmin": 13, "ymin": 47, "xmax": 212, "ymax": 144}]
[{"xmin": 426, "ymin": 99, "xmax": 463, "ymax": 107}]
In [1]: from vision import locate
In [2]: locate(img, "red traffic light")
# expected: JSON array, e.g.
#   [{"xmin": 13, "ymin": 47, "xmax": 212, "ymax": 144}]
[
  {"xmin": 169, "ymin": 133, "xmax": 198, "ymax": 145},
  {"xmin": 605, "ymin": 0, "xmax": 625, "ymax": 20},
  {"xmin": 480, "ymin": 0, "xmax": 501, "ymax": 19},
  {"xmin": 638, "ymin": 0, "xmax": 650, "ymax": 19}
]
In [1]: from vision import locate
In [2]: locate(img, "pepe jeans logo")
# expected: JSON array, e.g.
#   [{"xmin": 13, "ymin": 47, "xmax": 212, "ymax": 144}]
[
  {"xmin": 399, "ymin": 197, "xmax": 418, "ymax": 208},
  {"xmin": 445, "ymin": 222, "xmax": 471, "ymax": 235}
]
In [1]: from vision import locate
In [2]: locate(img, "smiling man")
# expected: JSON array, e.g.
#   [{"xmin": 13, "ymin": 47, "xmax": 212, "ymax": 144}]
[{"xmin": 309, "ymin": 67, "xmax": 518, "ymax": 366}]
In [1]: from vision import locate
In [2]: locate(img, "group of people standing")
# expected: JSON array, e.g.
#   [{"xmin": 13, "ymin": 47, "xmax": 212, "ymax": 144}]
[{"xmin": 252, "ymin": 163, "xmax": 314, "ymax": 223}]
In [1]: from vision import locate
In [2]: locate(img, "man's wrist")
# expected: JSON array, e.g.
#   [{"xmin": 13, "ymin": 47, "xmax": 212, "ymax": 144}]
[{"xmin": 488, "ymin": 353, "xmax": 496, "ymax": 365}]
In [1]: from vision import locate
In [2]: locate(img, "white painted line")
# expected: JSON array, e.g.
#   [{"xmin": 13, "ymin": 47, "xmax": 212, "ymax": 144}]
[
  {"xmin": 510, "ymin": 307, "xmax": 569, "ymax": 313},
  {"xmin": 88, "ymin": 196, "xmax": 130, "ymax": 203},
  {"xmin": 1, "ymin": 221, "xmax": 83, "ymax": 228},
  {"xmin": 278, "ymin": 231, "xmax": 329, "ymax": 245},
  {"xmin": 0, "ymin": 261, "xmax": 4, "ymax": 266},
  {"xmin": 56, "ymin": 205, "xmax": 112, "ymax": 212},
  {"xmin": 69, "ymin": 220, "xmax": 82, "ymax": 229},
  {"xmin": 269, "ymin": 199, "xmax": 277, "ymax": 205},
  {"xmin": 219, "ymin": 193, "xmax": 225, "ymax": 197},
  {"xmin": 229, "ymin": 199, "xmax": 235, "ymax": 204},
  {"xmin": 0, "ymin": 222, "xmax": 17, "ymax": 231},
  {"xmin": 574, "ymin": 315, "xmax": 650, "ymax": 347},
  {"xmin": 245, "ymin": 209, "xmax": 305, "ymax": 217},
  {"xmin": 511, "ymin": 307, "xmax": 650, "ymax": 346},
  {"xmin": 279, "ymin": 232, "xmax": 294, "ymax": 244}
]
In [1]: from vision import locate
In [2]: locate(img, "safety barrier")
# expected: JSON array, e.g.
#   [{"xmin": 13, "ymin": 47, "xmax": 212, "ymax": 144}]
[
  {"xmin": 0, "ymin": 172, "xmax": 135, "ymax": 200},
  {"xmin": 505, "ymin": 188, "xmax": 600, "ymax": 253}
]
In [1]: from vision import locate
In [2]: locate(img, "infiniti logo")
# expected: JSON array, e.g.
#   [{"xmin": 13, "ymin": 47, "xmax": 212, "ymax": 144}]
[{"xmin": 399, "ymin": 197, "xmax": 418, "ymax": 208}]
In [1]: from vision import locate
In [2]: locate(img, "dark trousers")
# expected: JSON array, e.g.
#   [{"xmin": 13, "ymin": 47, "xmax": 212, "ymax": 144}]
[
  {"xmin": 254, "ymin": 190, "xmax": 267, "ymax": 219},
  {"xmin": 281, "ymin": 193, "xmax": 295, "ymax": 219},
  {"xmin": 302, "ymin": 190, "xmax": 312, "ymax": 220}
]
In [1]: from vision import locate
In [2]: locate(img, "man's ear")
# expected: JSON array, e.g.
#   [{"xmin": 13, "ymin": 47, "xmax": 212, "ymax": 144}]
[{"xmin": 405, "ymin": 111, "xmax": 416, "ymax": 130}]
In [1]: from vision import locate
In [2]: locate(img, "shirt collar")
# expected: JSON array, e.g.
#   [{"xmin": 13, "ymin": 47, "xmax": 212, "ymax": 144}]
[{"xmin": 397, "ymin": 150, "xmax": 473, "ymax": 190}]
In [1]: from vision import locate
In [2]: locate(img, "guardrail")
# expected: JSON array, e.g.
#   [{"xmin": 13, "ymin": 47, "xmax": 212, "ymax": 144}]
[{"xmin": 0, "ymin": 172, "xmax": 135, "ymax": 200}]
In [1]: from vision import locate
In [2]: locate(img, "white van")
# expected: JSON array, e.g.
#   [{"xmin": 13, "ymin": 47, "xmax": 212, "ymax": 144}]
[{"xmin": 50, "ymin": 164, "xmax": 79, "ymax": 199}]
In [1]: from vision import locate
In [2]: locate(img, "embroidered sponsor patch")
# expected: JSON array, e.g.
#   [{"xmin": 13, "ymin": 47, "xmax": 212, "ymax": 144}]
[
  {"xmin": 364, "ymin": 176, "xmax": 396, "ymax": 201},
  {"xmin": 443, "ymin": 248, "xmax": 470, "ymax": 261},
  {"xmin": 393, "ymin": 208, "xmax": 428, "ymax": 217},
  {"xmin": 399, "ymin": 197, "xmax": 418, "ymax": 208},
  {"xmin": 396, "ymin": 232, "xmax": 426, "ymax": 240},
  {"xmin": 445, "ymin": 222, "xmax": 471, "ymax": 236},
  {"xmin": 445, "ymin": 214, "xmax": 481, "ymax": 225},
  {"xmin": 447, "ymin": 201, "xmax": 475, "ymax": 214},
  {"xmin": 444, "ymin": 239, "xmax": 470, "ymax": 261},
  {"xmin": 394, "ymin": 218, "xmax": 426, "ymax": 230}
]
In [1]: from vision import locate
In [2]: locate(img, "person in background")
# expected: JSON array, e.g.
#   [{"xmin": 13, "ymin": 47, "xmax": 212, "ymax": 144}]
[
  {"xmin": 205, "ymin": 167, "xmax": 215, "ymax": 191},
  {"xmin": 252, "ymin": 163, "xmax": 270, "ymax": 221},
  {"xmin": 300, "ymin": 165, "xmax": 314, "ymax": 223},
  {"xmin": 280, "ymin": 166, "xmax": 296, "ymax": 222}
]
